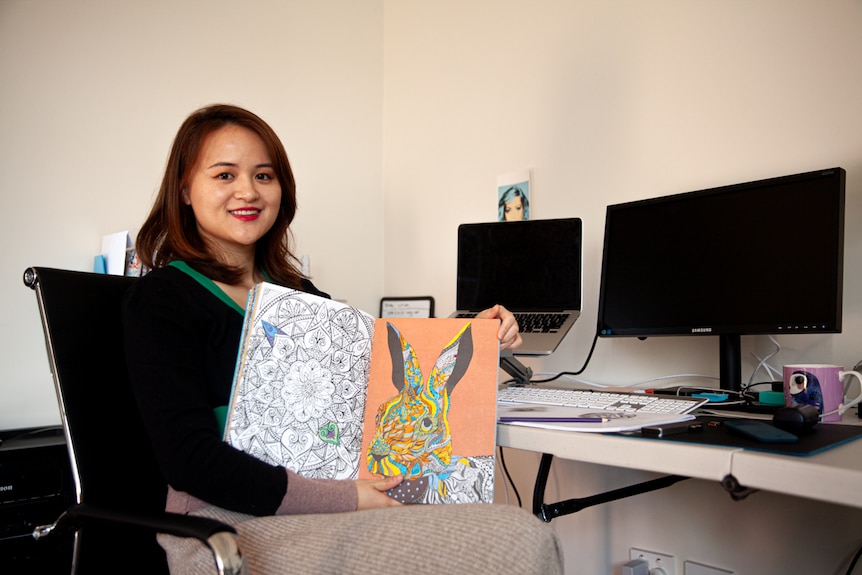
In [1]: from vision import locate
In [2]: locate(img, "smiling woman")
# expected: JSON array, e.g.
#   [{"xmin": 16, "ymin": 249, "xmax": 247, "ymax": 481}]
[
  {"xmin": 134, "ymin": 105, "xmax": 304, "ymax": 292},
  {"xmin": 121, "ymin": 104, "xmax": 558, "ymax": 574},
  {"xmin": 180, "ymin": 125, "xmax": 283, "ymax": 307},
  {"xmin": 182, "ymin": 125, "xmax": 282, "ymax": 263}
]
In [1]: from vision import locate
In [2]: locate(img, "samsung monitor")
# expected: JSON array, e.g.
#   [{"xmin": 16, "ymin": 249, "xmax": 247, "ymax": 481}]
[{"xmin": 597, "ymin": 167, "xmax": 845, "ymax": 391}]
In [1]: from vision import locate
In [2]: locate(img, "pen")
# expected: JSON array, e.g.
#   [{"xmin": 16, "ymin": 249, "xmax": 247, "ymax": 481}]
[{"xmin": 499, "ymin": 416, "xmax": 608, "ymax": 423}]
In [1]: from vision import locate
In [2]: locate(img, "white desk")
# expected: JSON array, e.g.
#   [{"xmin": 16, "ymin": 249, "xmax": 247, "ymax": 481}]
[
  {"xmin": 496, "ymin": 417, "xmax": 862, "ymax": 512},
  {"xmin": 728, "ymin": 437, "xmax": 862, "ymax": 508}
]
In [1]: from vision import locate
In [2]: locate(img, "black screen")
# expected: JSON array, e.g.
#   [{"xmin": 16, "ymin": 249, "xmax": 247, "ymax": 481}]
[
  {"xmin": 456, "ymin": 218, "xmax": 582, "ymax": 312},
  {"xmin": 597, "ymin": 167, "xmax": 845, "ymax": 390}
]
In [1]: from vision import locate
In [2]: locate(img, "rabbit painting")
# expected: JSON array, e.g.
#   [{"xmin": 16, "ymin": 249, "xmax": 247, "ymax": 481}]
[{"xmin": 364, "ymin": 320, "xmax": 497, "ymax": 504}]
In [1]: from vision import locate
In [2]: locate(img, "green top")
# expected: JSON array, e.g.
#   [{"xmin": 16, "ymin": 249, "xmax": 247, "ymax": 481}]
[
  {"xmin": 168, "ymin": 260, "xmax": 246, "ymax": 315},
  {"xmin": 167, "ymin": 260, "xmax": 272, "ymax": 435}
]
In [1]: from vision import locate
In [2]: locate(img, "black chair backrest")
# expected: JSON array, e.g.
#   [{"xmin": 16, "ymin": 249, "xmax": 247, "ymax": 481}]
[{"xmin": 25, "ymin": 267, "xmax": 169, "ymax": 570}]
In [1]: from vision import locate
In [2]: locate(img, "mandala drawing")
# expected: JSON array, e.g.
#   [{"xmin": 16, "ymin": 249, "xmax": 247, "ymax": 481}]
[{"xmin": 227, "ymin": 283, "xmax": 374, "ymax": 480}]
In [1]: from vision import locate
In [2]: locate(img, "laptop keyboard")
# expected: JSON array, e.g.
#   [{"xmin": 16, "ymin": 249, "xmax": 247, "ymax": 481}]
[
  {"xmin": 497, "ymin": 386, "xmax": 706, "ymax": 414},
  {"xmin": 454, "ymin": 312, "xmax": 569, "ymax": 333},
  {"xmin": 514, "ymin": 313, "xmax": 568, "ymax": 333}
]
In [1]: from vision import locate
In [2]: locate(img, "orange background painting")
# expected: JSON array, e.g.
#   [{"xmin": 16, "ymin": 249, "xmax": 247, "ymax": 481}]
[{"xmin": 359, "ymin": 317, "xmax": 500, "ymax": 480}]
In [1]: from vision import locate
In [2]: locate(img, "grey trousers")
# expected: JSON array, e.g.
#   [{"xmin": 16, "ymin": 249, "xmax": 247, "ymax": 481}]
[{"xmin": 159, "ymin": 503, "xmax": 564, "ymax": 574}]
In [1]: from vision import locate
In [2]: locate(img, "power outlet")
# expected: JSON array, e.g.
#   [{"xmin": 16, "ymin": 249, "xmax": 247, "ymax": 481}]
[{"xmin": 630, "ymin": 548, "xmax": 675, "ymax": 575}]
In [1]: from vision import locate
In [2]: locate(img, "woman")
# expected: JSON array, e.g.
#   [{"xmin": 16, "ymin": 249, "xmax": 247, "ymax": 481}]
[
  {"xmin": 498, "ymin": 185, "xmax": 530, "ymax": 221},
  {"xmin": 124, "ymin": 104, "xmax": 562, "ymax": 574}
]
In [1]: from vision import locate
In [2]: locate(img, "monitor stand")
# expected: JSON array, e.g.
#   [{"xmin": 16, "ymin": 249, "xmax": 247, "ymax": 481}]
[{"xmin": 719, "ymin": 334, "xmax": 742, "ymax": 392}]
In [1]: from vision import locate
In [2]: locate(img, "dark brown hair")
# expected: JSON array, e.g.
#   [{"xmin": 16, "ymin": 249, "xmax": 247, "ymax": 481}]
[{"xmin": 136, "ymin": 104, "xmax": 303, "ymax": 288}]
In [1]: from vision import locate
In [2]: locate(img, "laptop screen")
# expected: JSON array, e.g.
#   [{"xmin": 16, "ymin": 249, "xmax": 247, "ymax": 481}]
[{"xmin": 456, "ymin": 218, "xmax": 582, "ymax": 312}]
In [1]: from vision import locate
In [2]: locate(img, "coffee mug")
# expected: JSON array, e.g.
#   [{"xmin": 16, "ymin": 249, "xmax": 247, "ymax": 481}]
[{"xmin": 783, "ymin": 364, "xmax": 862, "ymax": 422}]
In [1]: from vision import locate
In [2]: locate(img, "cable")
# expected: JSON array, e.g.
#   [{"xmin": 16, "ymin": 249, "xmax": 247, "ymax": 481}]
[
  {"xmin": 497, "ymin": 446, "xmax": 522, "ymax": 508},
  {"xmin": 742, "ymin": 381, "xmax": 775, "ymax": 392},
  {"xmin": 527, "ymin": 330, "xmax": 600, "ymax": 385},
  {"xmin": 844, "ymin": 541, "xmax": 862, "ymax": 575},
  {"xmin": 498, "ymin": 330, "xmax": 759, "ymax": 410},
  {"xmin": 493, "ymin": 448, "xmax": 507, "ymax": 505},
  {"xmin": 536, "ymin": 373, "xmax": 720, "ymax": 390},
  {"xmin": 505, "ymin": 373, "xmax": 729, "ymax": 399},
  {"xmin": 747, "ymin": 335, "xmax": 782, "ymax": 388}
]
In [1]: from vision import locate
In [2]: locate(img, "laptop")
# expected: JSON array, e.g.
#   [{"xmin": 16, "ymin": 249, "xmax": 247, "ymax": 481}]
[{"xmin": 450, "ymin": 218, "xmax": 582, "ymax": 356}]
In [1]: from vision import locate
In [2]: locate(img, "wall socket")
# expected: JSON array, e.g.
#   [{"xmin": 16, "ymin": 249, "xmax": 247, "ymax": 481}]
[{"xmin": 630, "ymin": 548, "xmax": 675, "ymax": 575}]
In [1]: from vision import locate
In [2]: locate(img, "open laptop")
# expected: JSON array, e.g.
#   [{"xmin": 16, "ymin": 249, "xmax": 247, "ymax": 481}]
[{"xmin": 450, "ymin": 218, "xmax": 582, "ymax": 356}]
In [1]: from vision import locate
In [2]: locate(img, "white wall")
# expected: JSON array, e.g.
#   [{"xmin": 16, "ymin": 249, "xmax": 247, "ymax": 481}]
[
  {"xmin": 383, "ymin": 0, "xmax": 862, "ymax": 385},
  {"xmin": 382, "ymin": 1, "xmax": 862, "ymax": 573},
  {"xmin": 0, "ymin": 0, "xmax": 385, "ymax": 429},
  {"xmin": 3, "ymin": 1, "xmax": 862, "ymax": 572}
]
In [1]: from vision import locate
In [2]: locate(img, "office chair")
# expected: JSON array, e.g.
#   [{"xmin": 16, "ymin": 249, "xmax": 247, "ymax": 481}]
[{"xmin": 24, "ymin": 267, "xmax": 245, "ymax": 575}]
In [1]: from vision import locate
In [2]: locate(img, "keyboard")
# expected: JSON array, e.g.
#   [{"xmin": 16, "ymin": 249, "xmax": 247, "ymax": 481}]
[
  {"xmin": 514, "ymin": 313, "xmax": 568, "ymax": 333},
  {"xmin": 497, "ymin": 386, "xmax": 707, "ymax": 415},
  {"xmin": 455, "ymin": 312, "xmax": 570, "ymax": 333}
]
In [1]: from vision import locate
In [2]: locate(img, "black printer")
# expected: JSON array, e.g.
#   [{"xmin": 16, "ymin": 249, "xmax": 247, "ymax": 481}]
[{"xmin": 0, "ymin": 426, "xmax": 73, "ymax": 570}]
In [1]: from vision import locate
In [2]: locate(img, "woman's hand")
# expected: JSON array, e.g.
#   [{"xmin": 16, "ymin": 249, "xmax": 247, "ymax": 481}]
[
  {"xmin": 355, "ymin": 475, "xmax": 403, "ymax": 510},
  {"xmin": 475, "ymin": 304, "xmax": 522, "ymax": 351}
]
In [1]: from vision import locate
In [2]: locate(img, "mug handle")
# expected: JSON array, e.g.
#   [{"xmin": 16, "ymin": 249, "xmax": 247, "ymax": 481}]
[{"xmin": 837, "ymin": 371, "xmax": 862, "ymax": 415}]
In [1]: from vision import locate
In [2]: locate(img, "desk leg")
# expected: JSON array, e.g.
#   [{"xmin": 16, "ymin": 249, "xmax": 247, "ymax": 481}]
[{"xmin": 531, "ymin": 453, "xmax": 691, "ymax": 523}]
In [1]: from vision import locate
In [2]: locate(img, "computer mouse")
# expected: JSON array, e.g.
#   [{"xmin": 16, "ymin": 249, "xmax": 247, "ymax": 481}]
[{"xmin": 772, "ymin": 404, "xmax": 820, "ymax": 433}]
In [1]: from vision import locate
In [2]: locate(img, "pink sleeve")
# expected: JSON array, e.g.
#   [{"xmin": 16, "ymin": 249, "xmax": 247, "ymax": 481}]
[{"xmin": 276, "ymin": 470, "xmax": 358, "ymax": 515}]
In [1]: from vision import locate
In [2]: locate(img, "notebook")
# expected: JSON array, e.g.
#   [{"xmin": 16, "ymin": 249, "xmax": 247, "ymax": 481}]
[
  {"xmin": 224, "ymin": 283, "xmax": 375, "ymax": 480},
  {"xmin": 450, "ymin": 218, "xmax": 582, "ymax": 356}
]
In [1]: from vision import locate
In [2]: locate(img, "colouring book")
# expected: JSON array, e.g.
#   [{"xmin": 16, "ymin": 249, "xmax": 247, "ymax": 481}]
[
  {"xmin": 360, "ymin": 318, "xmax": 500, "ymax": 504},
  {"xmin": 225, "ymin": 283, "xmax": 375, "ymax": 480}
]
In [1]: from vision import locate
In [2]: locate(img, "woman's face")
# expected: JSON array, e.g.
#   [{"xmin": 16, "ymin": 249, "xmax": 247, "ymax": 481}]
[
  {"xmin": 504, "ymin": 196, "xmax": 524, "ymax": 221},
  {"xmin": 183, "ymin": 125, "xmax": 281, "ymax": 263}
]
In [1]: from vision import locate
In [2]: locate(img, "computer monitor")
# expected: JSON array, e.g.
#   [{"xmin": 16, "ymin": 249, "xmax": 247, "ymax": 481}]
[{"xmin": 597, "ymin": 167, "xmax": 845, "ymax": 392}]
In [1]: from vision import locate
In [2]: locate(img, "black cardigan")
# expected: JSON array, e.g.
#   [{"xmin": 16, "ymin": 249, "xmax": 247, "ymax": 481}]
[{"xmin": 123, "ymin": 263, "xmax": 327, "ymax": 516}]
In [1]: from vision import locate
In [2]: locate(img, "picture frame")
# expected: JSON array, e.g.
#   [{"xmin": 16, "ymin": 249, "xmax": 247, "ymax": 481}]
[{"xmin": 379, "ymin": 296, "xmax": 435, "ymax": 318}]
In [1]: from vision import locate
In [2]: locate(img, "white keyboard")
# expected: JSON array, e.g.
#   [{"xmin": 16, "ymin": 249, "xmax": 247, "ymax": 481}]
[{"xmin": 497, "ymin": 386, "xmax": 707, "ymax": 415}]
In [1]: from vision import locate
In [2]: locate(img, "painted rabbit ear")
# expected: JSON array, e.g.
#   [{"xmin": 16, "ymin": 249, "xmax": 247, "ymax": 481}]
[
  {"xmin": 429, "ymin": 323, "xmax": 474, "ymax": 396},
  {"xmin": 386, "ymin": 322, "xmax": 405, "ymax": 392},
  {"xmin": 386, "ymin": 322, "xmax": 422, "ymax": 396}
]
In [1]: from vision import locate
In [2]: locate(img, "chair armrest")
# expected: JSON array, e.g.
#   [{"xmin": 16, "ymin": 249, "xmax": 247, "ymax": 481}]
[{"xmin": 33, "ymin": 503, "xmax": 246, "ymax": 575}]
